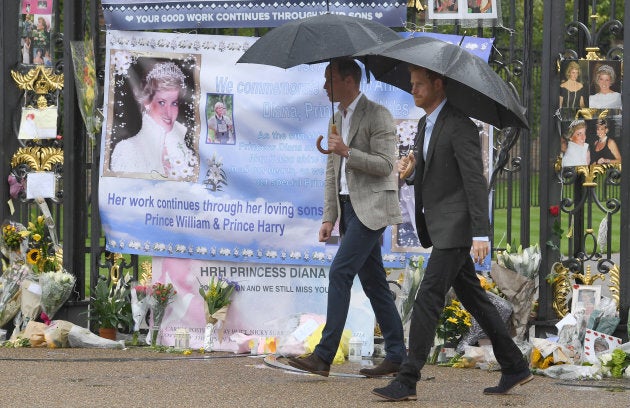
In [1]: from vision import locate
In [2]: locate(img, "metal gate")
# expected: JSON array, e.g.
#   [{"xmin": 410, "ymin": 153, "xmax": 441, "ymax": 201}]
[{"xmin": 0, "ymin": 1, "xmax": 628, "ymax": 337}]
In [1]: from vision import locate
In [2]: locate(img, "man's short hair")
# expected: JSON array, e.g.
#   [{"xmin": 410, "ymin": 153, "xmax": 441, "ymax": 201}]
[
  {"xmin": 408, "ymin": 64, "xmax": 447, "ymax": 85},
  {"xmin": 331, "ymin": 57, "xmax": 362, "ymax": 85}
]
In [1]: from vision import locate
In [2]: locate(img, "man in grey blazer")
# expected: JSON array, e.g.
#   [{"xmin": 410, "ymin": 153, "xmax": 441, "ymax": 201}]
[
  {"xmin": 373, "ymin": 65, "xmax": 532, "ymax": 401},
  {"xmin": 288, "ymin": 58, "xmax": 406, "ymax": 377}
]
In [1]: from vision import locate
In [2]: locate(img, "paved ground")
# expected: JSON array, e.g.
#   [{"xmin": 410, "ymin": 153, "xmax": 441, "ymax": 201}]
[{"xmin": 0, "ymin": 347, "xmax": 628, "ymax": 407}]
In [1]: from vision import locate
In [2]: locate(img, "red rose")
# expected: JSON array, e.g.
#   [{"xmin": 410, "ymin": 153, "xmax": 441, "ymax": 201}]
[{"xmin": 549, "ymin": 205, "xmax": 560, "ymax": 217}]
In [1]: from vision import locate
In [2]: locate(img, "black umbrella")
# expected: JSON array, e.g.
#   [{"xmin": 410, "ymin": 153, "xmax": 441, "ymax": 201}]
[
  {"xmin": 236, "ymin": 13, "xmax": 400, "ymax": 69},
  {"xmin": 354, "ymin": 36, "xmax": 528, "ymax": 129}
]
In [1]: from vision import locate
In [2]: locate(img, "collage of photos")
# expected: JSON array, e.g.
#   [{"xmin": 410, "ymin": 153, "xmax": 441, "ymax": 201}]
[
  {"xmin": 558, "ymin": 59, "xmax": 623, "ymax": 168},
  {"xmin": 19, "ymin": 0, "xmax": 54, "ymax": 66}
]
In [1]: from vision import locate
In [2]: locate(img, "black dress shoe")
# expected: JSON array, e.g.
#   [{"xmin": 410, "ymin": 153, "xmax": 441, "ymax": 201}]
[
  {"xmin": 359, "ymin": 359, "xmax": 401, "ymax": 378},
  {"xmin": 372, "ymin": 380, "xmax": 417, "ymax": 401},
  {"xmin": 483, "ymin": 369, "xmax": 534, "ymax": 395},
  {"xmin": 287, "ymin": 353, "xmax": 330, "ymax": 377}
]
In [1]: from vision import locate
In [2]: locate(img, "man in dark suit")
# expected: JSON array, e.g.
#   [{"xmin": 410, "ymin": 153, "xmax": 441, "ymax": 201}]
[
  {"xmin": 288, "ymin": 58, "xmax": 406, "ymax": 378},
  {"xmin": 373, "ymin": 65, "xmax": 532, "ymax": 401}
]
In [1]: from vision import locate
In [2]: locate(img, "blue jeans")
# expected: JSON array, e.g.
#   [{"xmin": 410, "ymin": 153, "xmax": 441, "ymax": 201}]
[{"xmin": 314, "ymin": 201, "xmax": 406, "ymax": 364}]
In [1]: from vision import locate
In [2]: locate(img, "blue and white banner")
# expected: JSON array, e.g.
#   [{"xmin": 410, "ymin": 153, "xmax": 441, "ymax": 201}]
[
  {"xmin": 101, "ymin": 0, "xmax": 407, "ymax": 30},
  {"xmin": 99, "ymin": 30, "xmax": 426, "ymax": 267},
  {"xmin": 98, "ymin": 30, "xmax": 493, "ymax": 269}
]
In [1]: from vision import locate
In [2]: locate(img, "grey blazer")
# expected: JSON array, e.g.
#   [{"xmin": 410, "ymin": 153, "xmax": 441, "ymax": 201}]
[
  {"xmin": 322, "ymin": 94, "xmax": 402, "ymax": 231},
  {"xmin": 414, "ymin": 102, "xmax": 489, "ymax": 249}
]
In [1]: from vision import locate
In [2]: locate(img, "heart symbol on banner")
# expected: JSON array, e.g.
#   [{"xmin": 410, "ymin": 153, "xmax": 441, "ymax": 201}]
[
  {"xmin": 375, "ymin": 12, "xmax": 383, "ymax": 18},
  {"xmin": 125, "ymin": 15, "xmax": 134, "ymax": 22}
]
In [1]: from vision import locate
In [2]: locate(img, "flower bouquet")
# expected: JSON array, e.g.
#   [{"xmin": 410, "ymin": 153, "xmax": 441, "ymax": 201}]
[
  {"xmin": 599, "ymin": 348, "xmax": 630, "ymax": 378},
  {"xmin": 0, "ymin": 262, "xmax": 30, "ymax": 327},
  {"xmin": 148, "ymin": 282, "xmax": 176, "ymax": 346},
  {"xmin": 198, "ymin": 276, "xmax": 239, "ymax": 350},
  {"xmin": 130, "ymin": 283, "xmax": 150, "ymax": 345},
  {"xmin": 492, "ymin": 243, "xmax": 540, "ymax": 340},
  {"xmin": 18, "ymin": 278, "xmax": 42, "ymax": 332},
  {"xmin": 70, "ymin": 36, "xmax": 102, "ymax": 142},
  {"xmin": 397, "ymin": 256, "xmax": 424, "ymax": 325},
  {"xmin": 430, "ymin": 298, "xmax": 472, "ymax": 364},
  {"xmin": 1, "ymin": 220, "xmax": 30, "ymax": 263},
  {"xmin": 39, "ymin": 270, "xmax": 76, "ymax": 322},
  {"xmin": 25, "ymin": 215, "xmax": 61, "ymax": 275}
]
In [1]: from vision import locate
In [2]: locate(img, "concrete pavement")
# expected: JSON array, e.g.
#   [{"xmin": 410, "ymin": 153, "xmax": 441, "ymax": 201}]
[{"xmin": 0, "ymin": 347, "xmax": 628, "ymax": 407}]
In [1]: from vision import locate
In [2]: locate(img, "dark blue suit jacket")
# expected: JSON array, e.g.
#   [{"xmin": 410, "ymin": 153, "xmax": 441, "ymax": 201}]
[{"xmin": 413, "ymin": 102, "xmax": 489, "ymax": 249}]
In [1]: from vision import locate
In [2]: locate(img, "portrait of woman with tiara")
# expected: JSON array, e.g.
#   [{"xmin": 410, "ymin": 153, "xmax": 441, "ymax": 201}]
[{"xmin": 110, "ymin": 60, "xmax": 199, "ymax": 180}]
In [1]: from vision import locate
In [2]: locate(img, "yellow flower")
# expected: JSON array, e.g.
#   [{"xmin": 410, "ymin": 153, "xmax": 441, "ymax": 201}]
[
  {"xmin": 32, "ymin": 233, "xmax": 42, "ymax": 242},
  {"xmin": 85, "ymin": 87, "xmax": 95, "ymax": 104},
  {"xmin": 27, "ymin": 248, "xmax": 41, "ymax": 265},
  {"xmin": 447, "ymin": 317, "xmax": 458, "ymax": 324}
]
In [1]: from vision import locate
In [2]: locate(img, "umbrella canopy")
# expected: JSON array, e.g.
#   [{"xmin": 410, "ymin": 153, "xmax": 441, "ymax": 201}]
[
  {"xmin": 354, "ymin": 36, "xmax": 528, "ymax": 129},
  {"xmin": 236, "ymin": 13, "xmax": 401, "ymax": 69}
]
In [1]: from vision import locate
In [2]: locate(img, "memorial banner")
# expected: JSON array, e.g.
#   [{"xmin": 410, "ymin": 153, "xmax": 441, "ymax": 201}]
[
  {"xmin": 99, "ymin": 30, "xmax": 494, "ymax": 268},
  {"xmin": 101, "ymin": 0, "xmax": 407, "ymax": 30},
  {"xmin": 151, "ymin": 258, "xmax": 375, "ymax": 352},
  {"xmin": 99, "ymin": 30, "xmax": 428, "ymax": 267}
]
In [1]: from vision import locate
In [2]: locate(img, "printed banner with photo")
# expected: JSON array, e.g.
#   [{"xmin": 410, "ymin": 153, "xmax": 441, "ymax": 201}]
[
  {"xmin": 99, "ymin": 30, "xmax": 495, "ymax": 268},
  {"xmin": 428, "ymin": 0, "xmax": 498, "ymax": 20},
  {"xmin": 557, "ymin": 59, "xmax": 622, "ymax": 168},
  {"xmin": 99, "ymin": 30, "xmax": 427, "ymax": 267},
  {"xmin": 151, "ymin": 258, "xmax": 374, "ymax": 352},
  {"xmin": 101, "ymin": 0, "xmax": 407, "ymax": 30}
]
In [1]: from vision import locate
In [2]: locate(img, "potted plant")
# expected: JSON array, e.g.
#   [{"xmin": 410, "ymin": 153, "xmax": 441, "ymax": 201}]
[{"xmin": 88, "ymin": 277, "xmax": 132, "ymax": 340}]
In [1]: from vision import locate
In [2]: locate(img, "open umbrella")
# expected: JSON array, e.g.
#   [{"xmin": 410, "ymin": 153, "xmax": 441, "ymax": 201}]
[
  {"xmin": 237, "ymin": 13, "xmax": 401, "ymax": 153},
  {"xmin": 236, "ymin": 13, "xmax": 400, "ymax": 69},
  {"xmin": 354, "ymin": 36, "xmax": 528, "ymax": 129}
]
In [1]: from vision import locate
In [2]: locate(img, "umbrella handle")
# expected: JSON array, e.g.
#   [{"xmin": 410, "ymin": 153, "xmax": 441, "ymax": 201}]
[
  {"xmin": 316, "ymin": 124, "xmax": 335, "ymax": 155},
  {"xmin": 316, "ymin": 136, "xmax": 331, "ymax": 154}
]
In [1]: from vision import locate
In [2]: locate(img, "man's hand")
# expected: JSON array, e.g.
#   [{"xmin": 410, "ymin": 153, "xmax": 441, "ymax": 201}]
[
  {"xmin": 471, "ymin": 240, "xmax": 489, "ymax": 265},
  {"xmin": 398, "ymin": 151, "xmax": 416, "ymax": 179},
  {"xmin": 319, "ymin": 222, "xmax": 333, "ymax": 242},
  {"xmin": 328, "ymin": 131, "xmax": 349, "ymax": 157}
]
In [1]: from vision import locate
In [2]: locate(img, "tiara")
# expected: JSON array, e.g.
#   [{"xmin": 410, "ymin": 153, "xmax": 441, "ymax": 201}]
[
  {"xmin": 569, "ymin": 119, "xmax": 585, "ymax": 128},
  {"xmin": 145, "ymin": 62, "xmax": 186, "ymax": 87}
]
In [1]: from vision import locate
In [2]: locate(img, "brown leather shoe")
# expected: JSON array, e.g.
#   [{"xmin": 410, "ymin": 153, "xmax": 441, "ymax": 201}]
[
  {"xmin": 359, "ymin": 359, "xmax": 401, "ymax": 378},
  {"xmin": 287, "ymin": 353, "xmax": 330, "ymax": 377}
]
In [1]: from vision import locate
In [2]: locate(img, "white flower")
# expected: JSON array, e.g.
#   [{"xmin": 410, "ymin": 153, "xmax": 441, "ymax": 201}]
[
  {"xmin": 112, "ymin": 51, "xmax": 133, "ymax": 76},
  {"xmin": 599, "ymin": 352, "xmax": 613, "ymax": 365}
]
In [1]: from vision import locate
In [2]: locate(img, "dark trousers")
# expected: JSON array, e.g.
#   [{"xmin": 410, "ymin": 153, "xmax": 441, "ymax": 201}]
[
  {"xmin": 397, "ymin": 247, "xmax": 527, "ymax": 386},
  {"xmin": 314, "ymin": 201, "xmax": 406, "ymax": 364}
]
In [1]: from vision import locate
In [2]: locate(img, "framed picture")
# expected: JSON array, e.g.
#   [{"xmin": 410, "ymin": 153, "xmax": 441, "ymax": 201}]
[
  {"xmin": 428, "ymin": 0, "xmax": 498, "ymax": 20},
  {"xmin": 582, "ymin": 329, "xmax": 622, "ymax": 364},
  {"xmin": 570, "ymin": 284, "xmax": 601, "ymax": 317}
]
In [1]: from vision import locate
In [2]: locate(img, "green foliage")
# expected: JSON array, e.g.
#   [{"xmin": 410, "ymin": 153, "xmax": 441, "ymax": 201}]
[{"xmin": 88, "ymin": 277, "xmax": 133, "ymax": 330}]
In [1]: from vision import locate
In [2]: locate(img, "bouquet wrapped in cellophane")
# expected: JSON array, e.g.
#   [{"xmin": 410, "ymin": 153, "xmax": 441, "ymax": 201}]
[
  {"xmin": 39, "ymin": 270, "xmax": 76, "ymax": 322},
  {"xmin": 130, "ymin": 283, "xmax": 150, "ymax": 344},
  {"xmin": 198, "ymin": 276, "xmax": 239, "ymax": 349},
  {"xmin": 492, "ymin": 243, "xmax": 540, "ymax": 341},
  {"xmin": 0, "ymin": 220, "xmax": 30, "ymax": 263},
  {"xmin": 147, "ymin": 282, "xmax": 176, "ymax": 346},
  {"xmin": 397, "ymin": 256, "xmax": 424, "ymax": 325},
  {"xmin": 0, "ymin": 262, "xmax": 30, "ymax": 327}
]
